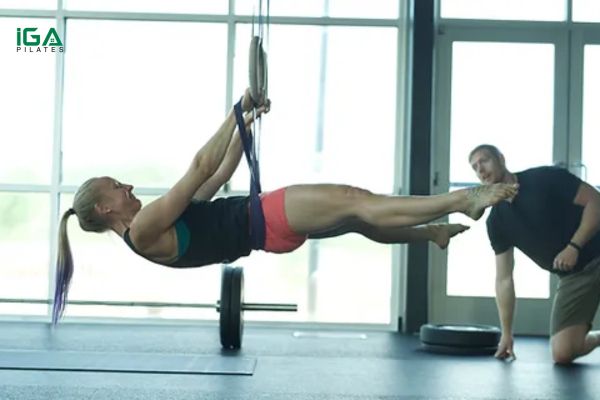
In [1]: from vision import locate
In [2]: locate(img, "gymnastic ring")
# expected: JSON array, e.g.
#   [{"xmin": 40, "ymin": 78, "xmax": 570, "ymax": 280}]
[{"xmin": 249, "ymin": 35, "xmax": 268, "ymax": 107}]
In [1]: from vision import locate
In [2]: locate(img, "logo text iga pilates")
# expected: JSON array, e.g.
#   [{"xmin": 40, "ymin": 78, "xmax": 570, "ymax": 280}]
[{"xmin": 16, "ymin": 27, "xmax": 64, "ymax": 53}]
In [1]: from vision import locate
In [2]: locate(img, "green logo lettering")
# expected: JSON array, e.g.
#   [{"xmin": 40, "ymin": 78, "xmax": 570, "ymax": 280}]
[
  {"xmin": 17, "ymin": 27, "xmax": 64, "ymax": 47},
  {"xmin": 23, "ymin": 27, "xmax": 40, "ymax": 46},
  {"xmin": 43, "ymin": 28, "xmax": 63, "ymax": 46}
]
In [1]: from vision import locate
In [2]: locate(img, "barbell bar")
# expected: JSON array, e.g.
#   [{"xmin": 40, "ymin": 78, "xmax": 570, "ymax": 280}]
[
  {"xmin": 0, "ymin": 265, "xmax": 296, "ymax": 350},
  {"xmin": 0, "ymin": 298, "xmax": 297, "ymax": 312}
]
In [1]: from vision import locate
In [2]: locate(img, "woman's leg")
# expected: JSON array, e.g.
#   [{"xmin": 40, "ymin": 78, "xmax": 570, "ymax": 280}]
[
  {"xmin": 309, "ymin": 222, "xmax": 470, "ymax": 249},
  {"xmin": 284, "ymin": 183, "xmax": 517, "ymax": 235}
]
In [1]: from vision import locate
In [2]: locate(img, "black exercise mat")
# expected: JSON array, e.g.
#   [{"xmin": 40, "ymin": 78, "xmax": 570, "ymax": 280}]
[{"xmin": 0, "ymin": 350, "xmax": 256, "ymax": 375}]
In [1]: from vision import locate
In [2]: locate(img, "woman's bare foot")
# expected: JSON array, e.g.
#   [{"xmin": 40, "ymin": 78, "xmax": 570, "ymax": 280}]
[
  {"xmin": 429, "ymin": 223, "xmax": 470, "ymax": 249},
  {"xmin": 464, "ymin": 183, "xmax": 518, "ymax": 220}
]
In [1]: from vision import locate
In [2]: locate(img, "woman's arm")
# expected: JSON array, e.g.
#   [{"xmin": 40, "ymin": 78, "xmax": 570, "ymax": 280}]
[
  {"xmin": 192, "ymin": 126, "xmax": 243, "ymax": 200},
  {"xmin": 193, "ymin": 102, "xmax": 270, "ymax": 200},
  {"xmin": 129, "ymin": 91, "xmax": 255, "ymax": 247}
]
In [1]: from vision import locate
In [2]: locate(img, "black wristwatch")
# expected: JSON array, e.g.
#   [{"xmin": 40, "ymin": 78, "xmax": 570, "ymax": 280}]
[{"xmin": 568, "ymin": 241, "xmax": 582, "ymax": 252}]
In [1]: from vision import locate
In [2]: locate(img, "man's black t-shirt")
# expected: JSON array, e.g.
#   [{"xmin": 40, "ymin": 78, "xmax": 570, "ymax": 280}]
[{"xmin": 486, "ymin": 166, "xmax": 600, "ymax": 275}]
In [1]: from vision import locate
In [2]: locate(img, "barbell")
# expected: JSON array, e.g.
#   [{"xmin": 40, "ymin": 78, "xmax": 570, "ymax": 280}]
[{"xmin": 0, "ymin": 265, "xmax": 296, "ymax": 349}]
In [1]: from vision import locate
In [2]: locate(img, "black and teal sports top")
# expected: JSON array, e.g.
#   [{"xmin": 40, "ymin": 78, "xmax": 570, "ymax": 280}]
[{"xmin": 123, "ymin": 196, "xmax": 252, "ymax": 268}]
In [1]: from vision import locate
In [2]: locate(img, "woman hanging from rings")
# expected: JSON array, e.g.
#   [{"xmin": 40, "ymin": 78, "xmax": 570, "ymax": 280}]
[{"xmin": 54, "ymin": 88, "xmax": 519, "ymax": 323}]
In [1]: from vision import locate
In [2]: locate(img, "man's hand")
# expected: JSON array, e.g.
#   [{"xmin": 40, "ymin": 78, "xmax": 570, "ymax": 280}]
[
  {"xmin": 553, "ymin": 245, "xmax": 579, "ymax": 272},
  {"xmin": 495, "ymin": 334, "xmax": 516, "ymax": 361}
]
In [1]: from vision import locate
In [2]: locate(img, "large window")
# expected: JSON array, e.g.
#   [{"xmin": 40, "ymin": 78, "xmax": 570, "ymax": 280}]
[
  {"xmin": 582, "ymin": 45, "xmax": 600, "ymax": 185},
  {"xmin": 63, "ymin": 0, "xmax": 227, "ymax": 14},
  {"xmin": 231, "ymin": 23, "xmax": 397, "ymax": 323},
  {"xmin": 447, "ymin": 42, "xmax": 554, "ymax": 299},
  {"xmin": 0, "ymin": 1, "xmax": 56, "ymax": 10},
  {"xmin": 62, "ymin": 20, "xmax": 228, "ymax": 188},
  {"xmin": 231, "ymin": 24, "xmax": 322, "ymax": 191},
  {"xmin": 440, "ymin": 0, "xmax": 565, "ymax": 21},
  {"xmin": 231, "ymin": 24, "xmax": 397, "ymax": 193},
  {"xmin": 0, "ymin": 18, "xmax": 56, "ymax": 185},
  {"xmin": 0, "ymin": 2, "xmax": 405, "ymax": 326},
  {"xmin": 0, "ymin": 193, "xmax": 50, "ymax": 316},
  {"xmin": 0, "ymin": 18, "xmax": 56, "ymax": 318},
  {"xmin": 433, "ymin": 0, "xmax": 600, "ymax": 335},
  {"xmin": 573, "ymin": 0, "xmax": 600, "ymax": 23},
  {"xmin": 235, "ymin": 0, "xmax": 399, "ymax": 19}
]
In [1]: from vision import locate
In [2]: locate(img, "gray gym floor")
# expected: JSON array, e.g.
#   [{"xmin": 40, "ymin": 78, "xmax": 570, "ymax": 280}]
[{"xmin": 0, "ymin": 321, "xmax": 598, "ymax": 400}]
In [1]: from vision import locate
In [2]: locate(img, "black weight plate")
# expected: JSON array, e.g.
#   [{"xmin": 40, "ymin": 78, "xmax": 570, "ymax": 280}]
[
  {"xmin": 239, "ymin": 267, "xmax": 245, "ymax": 347},
  {"xmin": 421, "ymin": 342, "xmax": 498, "ymax": 355},
  {"xmin": 420, "ymin": 324, "xmax": 501, "ymax": 348},
  {"xmin": 219, "ymin": 266, "xmax": 234, "ymax": 349},
  {"xmin": 228, "ymin": 267, "xmax": 243, "ymax": 349}
]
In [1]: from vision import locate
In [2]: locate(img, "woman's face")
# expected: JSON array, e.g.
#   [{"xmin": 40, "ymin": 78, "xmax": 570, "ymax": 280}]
[{"xmin": 96, "ymin": 176, "xmax": 141, "ymax": 215}]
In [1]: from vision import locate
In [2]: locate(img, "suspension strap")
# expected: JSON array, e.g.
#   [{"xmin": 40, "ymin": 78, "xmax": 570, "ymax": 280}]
[{"xmin": 234, "ymin": 98, "xmax": 265, "ymax": 250}]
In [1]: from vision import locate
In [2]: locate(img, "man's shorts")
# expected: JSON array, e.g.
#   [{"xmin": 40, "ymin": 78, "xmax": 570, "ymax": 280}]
[{"xmin": 550, "ymin": 255, "xmax": 600, "ymax": 335}]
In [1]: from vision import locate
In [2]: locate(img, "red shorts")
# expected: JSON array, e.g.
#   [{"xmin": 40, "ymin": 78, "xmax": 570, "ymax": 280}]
[{"xmin": 259, "ymin": 188, "xmax": 307, "ymax": 253}]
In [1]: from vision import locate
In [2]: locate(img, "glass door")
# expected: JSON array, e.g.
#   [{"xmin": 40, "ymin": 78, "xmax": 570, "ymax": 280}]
[{"xmin": 431, "ymin": 29, "xmax": 569, "ymax": 335}]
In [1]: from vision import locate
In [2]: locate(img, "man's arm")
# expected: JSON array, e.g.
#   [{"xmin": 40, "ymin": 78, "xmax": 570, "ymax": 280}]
[
  {"xmin": 571, "ymin": 182, "xmax": 600, "ymax": 247},
  {"xmin": 553, "ymin": 181, "xmax": 600, "ymax": 271},
  {"xmin": 495, "ymin": 248, "xmax": 517, "ymax": 359}
]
